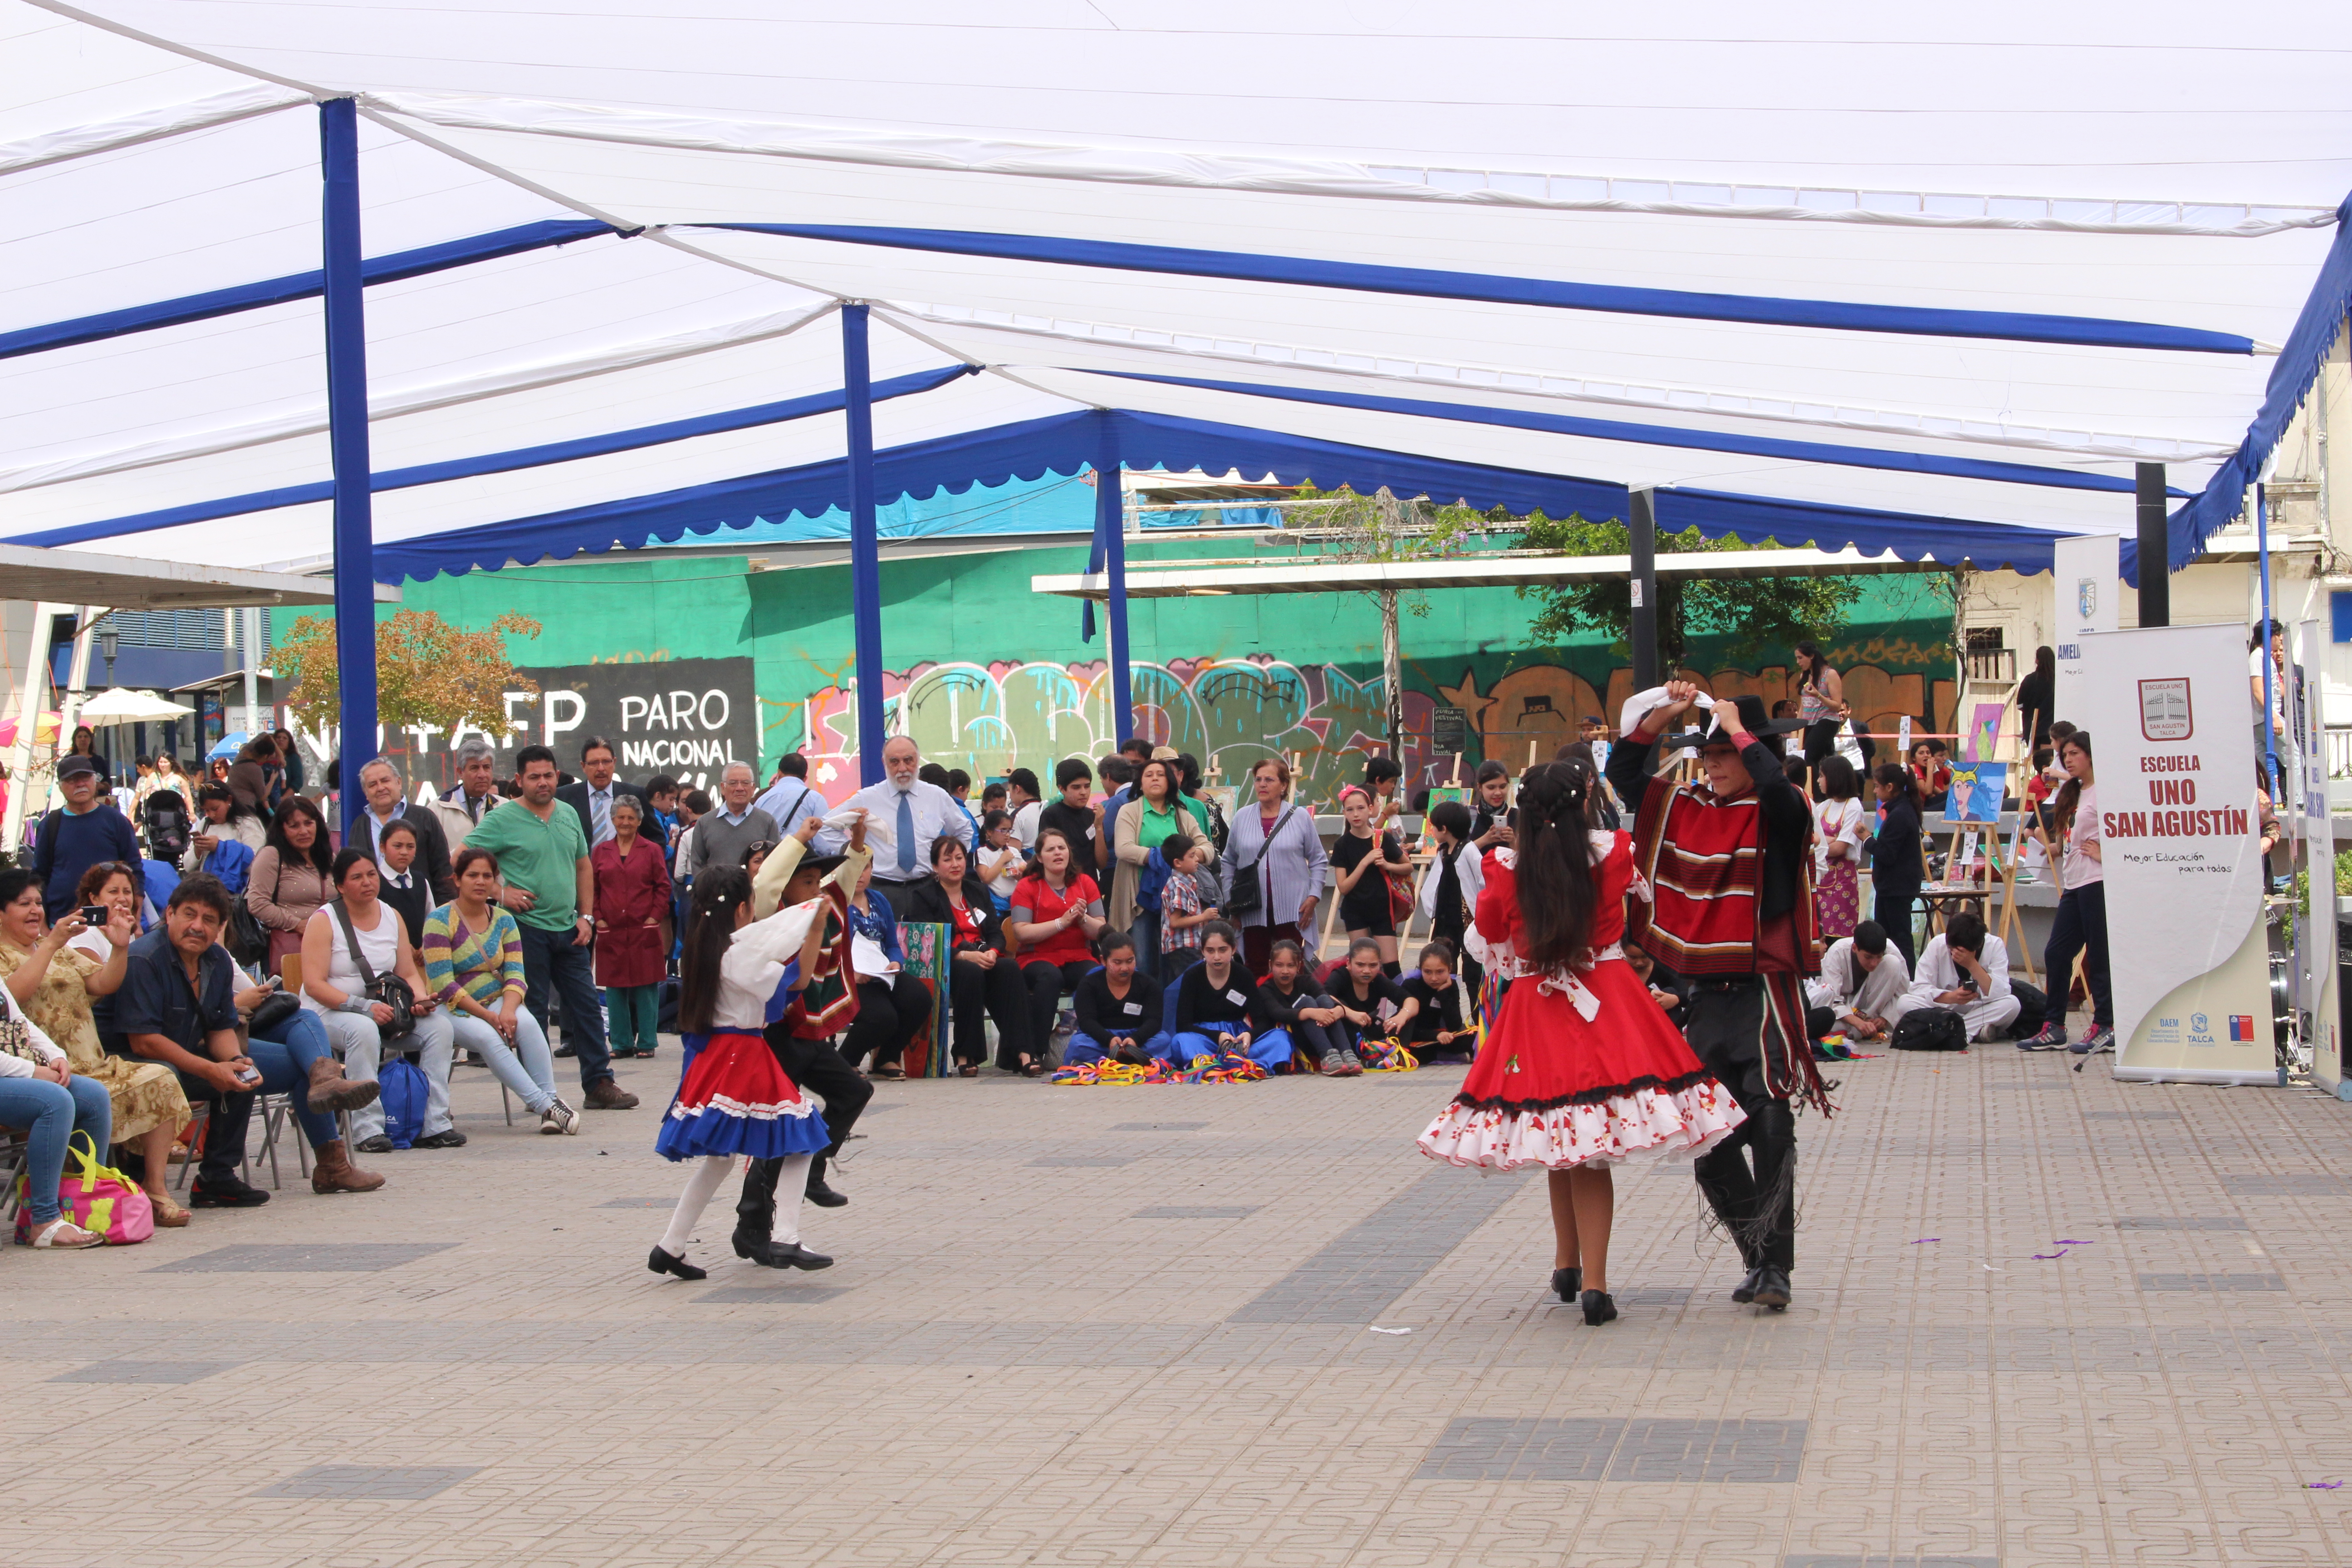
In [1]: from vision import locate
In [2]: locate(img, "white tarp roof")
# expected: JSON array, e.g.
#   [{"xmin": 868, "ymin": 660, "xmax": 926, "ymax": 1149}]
[{"xmin": 4, "ymin": 1, "xmax": 2349, "ymax": 581}]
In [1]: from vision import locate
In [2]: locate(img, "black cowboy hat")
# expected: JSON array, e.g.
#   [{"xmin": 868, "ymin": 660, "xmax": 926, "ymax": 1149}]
[{"xmin": 1658, "ymin": 693, "xmax": 1808, "ymax": 751}]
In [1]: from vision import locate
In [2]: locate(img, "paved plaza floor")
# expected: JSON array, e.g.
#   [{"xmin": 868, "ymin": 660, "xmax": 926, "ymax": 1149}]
[{"xmin": 12, "ymin": 1030, "xmax": 2352, "ymax": 1568}]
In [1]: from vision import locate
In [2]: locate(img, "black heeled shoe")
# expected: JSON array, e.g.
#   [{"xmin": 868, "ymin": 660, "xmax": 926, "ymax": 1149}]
[
  {"xmin": 647, "ymin": 1245, "xmax": 707, "ymax": 1281},
  {"xmin": 1551, "ymin": 1267, "xmax": 1582, "ymax": 1302},
  {"xmin": 1579, "ymin": 1289, "xmax": 1617, "ymax": 1327}
]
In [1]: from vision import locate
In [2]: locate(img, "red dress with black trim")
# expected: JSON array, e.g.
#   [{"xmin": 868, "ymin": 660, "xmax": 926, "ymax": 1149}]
[{"xmin": 1417, "ymin": 831, "xmax": 1746, "ymax": 1171}]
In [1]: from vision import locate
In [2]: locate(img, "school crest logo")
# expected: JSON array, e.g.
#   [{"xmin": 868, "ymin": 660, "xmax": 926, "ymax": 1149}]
[
  {"xmin": 2138, "ymin": 676, "xmax": 2192, "ymax": 742},
  {"xmin": 2076, "ymin": 576, "xmax": 2098, "ymax": 622}
]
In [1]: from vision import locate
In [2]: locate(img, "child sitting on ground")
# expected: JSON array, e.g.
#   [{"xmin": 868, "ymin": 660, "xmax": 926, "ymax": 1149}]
[
  {"xmin": 1397, "ymin": 940, "xmax": 1476, "ymax": 1062},
  {"xmin": 1330, "ymin": 936, "xmax": 1413, "ymax": 1067},
  {"xmin": 1254, "ymin": 938, "xmax": 1358, "ymax": 1075}
]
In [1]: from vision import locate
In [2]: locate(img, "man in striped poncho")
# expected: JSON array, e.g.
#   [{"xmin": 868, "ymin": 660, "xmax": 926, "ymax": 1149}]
[{"xmin": 1607, "ymin": 683, "xmax": 1826, "ymax": 1316}]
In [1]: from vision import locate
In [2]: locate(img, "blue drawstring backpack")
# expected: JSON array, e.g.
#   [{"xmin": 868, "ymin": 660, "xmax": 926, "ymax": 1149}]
[{"xmin": 378, "ymin": 1057, "xmax": 431, "ymax": 1149}]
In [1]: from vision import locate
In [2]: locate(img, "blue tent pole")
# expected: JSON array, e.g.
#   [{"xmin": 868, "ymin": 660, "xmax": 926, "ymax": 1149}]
[
  {"xmin": 843, "ymin": 303, "xmax": 887, "ymax": 784},
  {"xmin": 319, "ymin": 98, "xmax": 377, "ymax": 832},
  {"xmin": 1097, "ymin": 413, "xmax": 1133, "ymax": 743},
  {"xmin": 2258, "ymin": 481, "xmax": 2279, "ymax": 798}
]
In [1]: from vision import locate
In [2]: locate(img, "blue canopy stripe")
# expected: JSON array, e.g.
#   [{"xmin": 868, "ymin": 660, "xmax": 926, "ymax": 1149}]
[
  {"xmin": 1082, "ymin": 369, "xmax": 2180, "ymax": 495},
  {"xmin": 707, "ymin": 223, "xmax": 2257, "ymax": 356},
  {"xmin": 367, "ymin": 407, "xmax": 2068, "ymax": 584},
  {"xmin": 7, "ymin": 364, "xmax": 978, "ymax": 549},
  {"xmin": 0, "ymin": 218, "xmax": 622, "ymax": 361},
  {"xmin": 2153, "ymin": 192, "xmax": 2352, "ymax": 583}
]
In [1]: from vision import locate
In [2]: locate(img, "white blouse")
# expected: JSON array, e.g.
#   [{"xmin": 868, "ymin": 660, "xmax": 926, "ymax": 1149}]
[{"xmin": 708, "ymin": 899, "xmax": 829, "ymax": 1031}]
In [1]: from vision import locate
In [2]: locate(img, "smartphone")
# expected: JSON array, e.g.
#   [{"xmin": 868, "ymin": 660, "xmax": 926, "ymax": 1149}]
[{"xmin": 78, "ymin": 905, "xmax": 107, "ymax": 926}]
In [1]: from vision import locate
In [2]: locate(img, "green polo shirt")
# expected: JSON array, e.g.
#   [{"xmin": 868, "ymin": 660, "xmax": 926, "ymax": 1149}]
[
  {"xmin": 1135, "ymin": 799, "xmax": 1185, "ymax": 854},
  {"xmin": 460, "ymin": 797, "xmax": 588, "ymax": 933}
]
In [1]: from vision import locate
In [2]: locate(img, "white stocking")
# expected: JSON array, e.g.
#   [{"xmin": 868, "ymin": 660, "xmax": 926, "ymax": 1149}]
[
  {"xmin": 659, "ymin": 1155, "xmax": 735, "ymax": 1255},
  {"xmin": 769, "ymin": 1153, "xmax": 813, "ymax": 1245}
]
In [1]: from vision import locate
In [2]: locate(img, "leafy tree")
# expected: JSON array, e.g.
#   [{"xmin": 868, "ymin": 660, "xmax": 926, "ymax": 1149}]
[
  {"xmin": 1514, "ymin": 512, "xmax": 1865, "ymax": 667},
  {"xmin": 276, "ymin": 609, "xmax": 543, "ymax": 735},
  {"xmin": 1301, "ymin": 485, "xmax": 1485, "ymax": 759}
]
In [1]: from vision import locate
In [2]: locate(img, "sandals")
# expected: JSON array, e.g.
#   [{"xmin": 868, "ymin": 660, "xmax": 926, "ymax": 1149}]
[
  {"xmin": 148, "ymin": 1192, "xmax": 191, "ymax": 1228},
  {"xmin": 956, "ymin": 1063, "xmax": 980, "ymax": 1078},
  {"xmin": 1020, "ymin": 1060, "xmax": 1047, "ymax": 1078},
  {"xmin": 870, "ymin": 1063, "xmax": 906, "ymax": 1080},
  {"xmin": 27, "ymin": 1217, "xmax": 103, "ymax": 1250}
]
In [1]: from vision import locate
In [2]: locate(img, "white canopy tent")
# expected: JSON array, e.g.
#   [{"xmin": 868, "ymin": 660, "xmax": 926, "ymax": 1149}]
[{"xmin": 4, "ymin": 1, "xmax": 2349, "ymax": 795}]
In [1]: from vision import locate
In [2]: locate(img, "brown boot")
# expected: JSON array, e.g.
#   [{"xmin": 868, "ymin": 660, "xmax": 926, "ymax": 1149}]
[
  {"xmin": 310, "ymin": 1140, "xmax": 386, "ymax": 1195},
  {"xmin": 306, "ymin": 1057, "xmax": 381, "ymax": 1115}
]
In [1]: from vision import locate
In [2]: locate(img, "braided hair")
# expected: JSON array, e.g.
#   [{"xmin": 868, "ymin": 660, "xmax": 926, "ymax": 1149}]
[{"xmin": 1513, "ymin": 762, "xmax": 1600, "ymax": 972}]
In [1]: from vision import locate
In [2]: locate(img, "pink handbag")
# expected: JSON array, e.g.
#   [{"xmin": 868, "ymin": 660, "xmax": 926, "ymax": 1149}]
[{"xmin": 12, "ymin": 1130, "xmax": 154, "ymax": 1246}]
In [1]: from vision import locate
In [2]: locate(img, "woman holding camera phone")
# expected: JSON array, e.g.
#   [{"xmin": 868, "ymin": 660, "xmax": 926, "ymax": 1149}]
[{"xmin": 0, "ymin": 863, "xmax": 193, "ymax": 1224}]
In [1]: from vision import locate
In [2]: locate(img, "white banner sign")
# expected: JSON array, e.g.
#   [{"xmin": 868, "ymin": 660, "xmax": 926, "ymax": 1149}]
[
  {"xmin": 2298, "ymin": 619, "xmax": 2343, "ymax": 1096},
  {"xmin": 2082, "ymin": 622, "xmax": 2274, "ymax": 1085},
  {"xmin": 2050, "ymin": 533, "xmax": 2119, "ymax": 732}
]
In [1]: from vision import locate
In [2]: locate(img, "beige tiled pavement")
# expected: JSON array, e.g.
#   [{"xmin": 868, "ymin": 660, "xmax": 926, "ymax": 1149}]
[{"xmin": 11, "ymin": 1024, "xmax": 2352, "ymax": 1568}]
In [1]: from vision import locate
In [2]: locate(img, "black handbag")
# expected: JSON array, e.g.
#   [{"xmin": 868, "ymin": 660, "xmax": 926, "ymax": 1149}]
[
  {"xmin": 245, "ymin": 989, "xmax": 300, "ymax": 1036},
  {"xmin": 226, "ymin": 899, "xmax": 270, "ymax": 968},
  {"xmin": 1224, "ymin": 804, "xmax": 1299, "ymax": 921},
  {"xmin": 332, "ymin": 899, "xmax": 416, "ymax": 1042}
]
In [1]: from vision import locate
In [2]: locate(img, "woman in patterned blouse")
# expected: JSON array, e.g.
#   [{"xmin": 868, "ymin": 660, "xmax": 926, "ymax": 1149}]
[{"xmin": 422, "ymin": 847, "xmax": 578, "ymax": 1135}]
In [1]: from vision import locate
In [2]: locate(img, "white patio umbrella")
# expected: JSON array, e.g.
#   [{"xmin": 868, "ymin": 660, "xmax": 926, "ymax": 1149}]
[{"xmin": 74, "ymin": 687, "xmax": 195, "ymax": 722}]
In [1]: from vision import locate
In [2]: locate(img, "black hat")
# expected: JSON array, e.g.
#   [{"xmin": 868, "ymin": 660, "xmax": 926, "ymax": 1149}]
[{"xmin": 1660, "ymin": 693, "xmax": 1808, "ymax": 751}]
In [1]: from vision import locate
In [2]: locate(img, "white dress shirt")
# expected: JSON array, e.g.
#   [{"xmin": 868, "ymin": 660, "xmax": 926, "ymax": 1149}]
[
  {"xmin": 1806, "ymin": 939, "xmax": 1915, "ymax": 1027},
  {"xmin": 815, "ymin": 777, "xmax": 975, "ymax": 881}
]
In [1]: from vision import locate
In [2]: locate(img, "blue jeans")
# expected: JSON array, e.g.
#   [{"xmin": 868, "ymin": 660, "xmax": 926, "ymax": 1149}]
[
  {"xmin": 248, "ymin": 1009, "xmax": 340, "ymax": 1148},
  {"xmin": 1065, "ymin": 1030, "xmax": 1173, "ymax": 1067},
  {"xmin": 518, "ymin": 921, "xmax": 612, "ymax": 1089},
  {"xmin": 448, "ymin": 1009, "xmax": 558, "ymax": 1114},
  {"xmin": 1128, "ymin": 909, "xmax": 1162, "ymax": 982},
  {"xmin": 0, "ymin": 1073, "xmax": 112, "ymax": 1225}
]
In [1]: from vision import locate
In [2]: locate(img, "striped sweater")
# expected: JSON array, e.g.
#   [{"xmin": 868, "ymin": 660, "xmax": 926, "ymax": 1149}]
[{"xmin": 421, "ymin": 904, "xmax": 526, "ymax": 1009}]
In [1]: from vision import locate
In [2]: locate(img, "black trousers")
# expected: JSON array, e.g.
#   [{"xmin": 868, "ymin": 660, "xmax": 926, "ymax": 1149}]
[
  {"xmin": 1019, "ymin": 959, "xmax": 1096, "ymax": 1069},
  {"xmin": 948, "ymin": 956, "xmax": 1029, "ymax": 1065},
  {"xmin": 1802, "ymin": 719, "xmax": 1842, "ymax": 769},
  {"xmin": 1682, "ymin": 986, "xmax": 1798, "ymax": 1275},
  {"xmin": 736, "ymin": 1030, "xmax": 874, "ymax": 1238},
  {"xmin": 1872, "ymin": 887, "xmax": 1917, "ymax": 972},
  {"xmin": 844, "ymin": 972, "xmax": 934, "ymax": 1068},
  {"xmin": 167, "ymin": 1070, "xmax": 257, "ymax": 1188}
]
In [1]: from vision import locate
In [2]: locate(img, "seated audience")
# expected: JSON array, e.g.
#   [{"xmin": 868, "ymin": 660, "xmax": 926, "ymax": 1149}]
[
  {"xmin": 1397, "ymin": 940, "xmax": 1475, "ymax": 1060},
  {"xmin": 184, "ymin": 782, "xmax": 266, "ymax": 884},
  {"xmin": 0, "ymin": 865, "xmax": 191, "ymax": 1225},
  {"xmin": 1007, "ymin": 828, "xmax": 1106, "ymax": 1077},
  {"xmin": 1329, "ymin": 936, "xmax": 1416, "ymax": 1058},
  {"xmin": 249, "ymin": 795, "xmax": 336, "ymax": 966},
  {"xmin": 1065, "ymin": 930, "xmax": 1166, "ymax": 1067},
  {"xmin": 841, "ymin": 857, "xmax": 934, "ymax": 1080},
  {"xmin": 0, "ymin": 980, "xmax": 112, "ymax": 1248},
  {"xmin": 423, "ymin": 846, "xmax": 577, "ymax": 1135},
  {"xmin": 1165, "ymin": 920, "xmax": 1289, "ymax": 1071},
  {"xmin": 301, "ymin": 848, "xmax": 460, "ymax": 1155},
  {"xmin": 1906, "ymin": 910, "xmax": 2019, "ymax": 1042},
  {"xmin": 1252, "ymin": 937, "xmax": 1357, "ymax": 1075},
  {"xmin": 976, "ymin": 810, "xmax": 1023, "ymax": 914},
  {"xmin": 1804, "ymin": 920, "xmax": 1914, "ymax": 1043},
  {"xmin": 109, "ymin": 875, "xmax": 271, "ymax": 1209},
  {"xmin": 374, "ymin": 818, "xmax": 433, "ymax": 948},
  {"xmin": 1035, "ymin": 759, "xmax": 1100, "ymax": 879},
  {"xmin": 906, "ymin": 837, "xmax": 1030, "ymax": 1077}
]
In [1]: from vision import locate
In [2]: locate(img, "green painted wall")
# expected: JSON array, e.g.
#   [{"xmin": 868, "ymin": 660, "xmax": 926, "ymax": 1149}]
[{"xmin": 288, "ymin": 538, "xmax": 1953, "ymax": 802}]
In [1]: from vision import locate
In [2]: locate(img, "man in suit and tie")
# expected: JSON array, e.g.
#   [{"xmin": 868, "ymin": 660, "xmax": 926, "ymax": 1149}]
[
  {"xmin": 555, "ymin": 736, "xmax": 648, "ymax": 853},
  {"xmin": 355, "ymin": 756, "xmax": 456, "ymax": 902},
  {"xmin": 814, "ymin": 736, "xmax": 974, "ymax": 916}
]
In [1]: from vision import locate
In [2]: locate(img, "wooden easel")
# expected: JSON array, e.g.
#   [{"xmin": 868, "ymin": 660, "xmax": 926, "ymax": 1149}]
[{"xmin": 1940, "ymin": 672, "xmax": 2034, "ymax": 980}]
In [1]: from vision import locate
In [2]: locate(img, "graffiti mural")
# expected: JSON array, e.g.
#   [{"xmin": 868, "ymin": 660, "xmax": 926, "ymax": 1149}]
[{"xmin": 774, "ymin": 654, "xmax": 1952, "ymax": 808}]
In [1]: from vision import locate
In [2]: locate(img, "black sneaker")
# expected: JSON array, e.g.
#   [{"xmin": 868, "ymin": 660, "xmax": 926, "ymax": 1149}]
[
  {"xmin": 412, "ymin": 1128, "xmax": 469, "ymax": 1149},
  {"xmin": 354, "ymin": 1134, "xmax": 394, "ymax": 1155},
  {"xmin": 189, "ymin": 1176, "xmax": 272, "ymax": 1209}
]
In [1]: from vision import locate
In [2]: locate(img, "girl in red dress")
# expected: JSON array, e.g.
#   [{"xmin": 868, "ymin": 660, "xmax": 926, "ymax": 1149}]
[{"xmin": 1418, "ymin": 763, "xmax": 1746, "ymax": 1326}]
